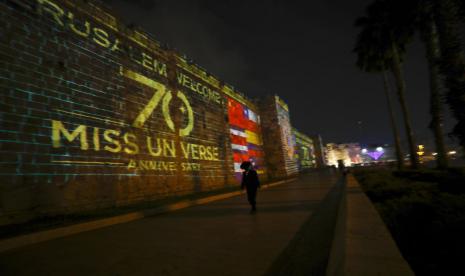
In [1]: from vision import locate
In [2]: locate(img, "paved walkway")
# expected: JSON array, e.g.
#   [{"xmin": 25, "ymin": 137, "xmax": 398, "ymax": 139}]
[{"xmin": 0, "ymin": 171, "xmax": 342, "ymax": 276}]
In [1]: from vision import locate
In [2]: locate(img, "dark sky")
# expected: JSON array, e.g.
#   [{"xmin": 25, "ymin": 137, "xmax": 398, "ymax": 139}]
[{"xmin": 105, "ymin": 0, "xmax": 456, "ymax": 147}]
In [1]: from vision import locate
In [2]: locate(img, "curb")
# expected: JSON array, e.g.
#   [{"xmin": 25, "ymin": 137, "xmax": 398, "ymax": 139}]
[
  {"xmin": 326, "ymin": 174, "xmax": 414, "ymax": 276},
  {"xmin": 326, "ymin": 176, "xmax": 347, "ymax": 276},
  {"xmin": 0, "ymin": 177, "xmax": 297, "ymax": 253}
]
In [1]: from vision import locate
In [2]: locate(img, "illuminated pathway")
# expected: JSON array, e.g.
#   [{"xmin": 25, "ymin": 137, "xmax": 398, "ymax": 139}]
[{"xmin": 0, "ymin": 171, "xmax": 343, "ymax": 276}]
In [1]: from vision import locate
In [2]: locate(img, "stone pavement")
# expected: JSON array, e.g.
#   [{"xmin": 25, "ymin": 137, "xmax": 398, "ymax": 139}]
[{"xmin": 0, "ymin": 171, "xmax": 343, "ymax": 276}]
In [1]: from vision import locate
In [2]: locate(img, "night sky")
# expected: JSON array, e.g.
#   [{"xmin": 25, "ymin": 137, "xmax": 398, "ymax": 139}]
[{"xmin": 106, "ymin": 0, "xmax": 456, "ymax": 147}]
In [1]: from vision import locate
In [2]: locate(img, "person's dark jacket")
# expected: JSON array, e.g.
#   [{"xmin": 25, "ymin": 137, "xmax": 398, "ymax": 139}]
[{"xmin": 241, "ymin": 170, "xmax": 260, "ymax": 190}]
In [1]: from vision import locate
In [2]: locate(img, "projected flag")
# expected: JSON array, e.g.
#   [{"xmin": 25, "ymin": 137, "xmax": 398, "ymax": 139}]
[{"xmin": 227, "ymin": 97, "xmax": 265, "ymax": 180}]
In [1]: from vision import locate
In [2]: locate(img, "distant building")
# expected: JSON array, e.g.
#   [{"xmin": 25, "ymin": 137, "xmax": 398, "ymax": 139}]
[{"xmin": 325, "ymin": 143, "xmax": 362, "ymax": 167}]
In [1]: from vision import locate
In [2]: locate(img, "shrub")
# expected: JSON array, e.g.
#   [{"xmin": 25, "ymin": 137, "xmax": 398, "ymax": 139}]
[{"xmin": 353, "ymin": 169, "xmax": 465, "ymax": 275}]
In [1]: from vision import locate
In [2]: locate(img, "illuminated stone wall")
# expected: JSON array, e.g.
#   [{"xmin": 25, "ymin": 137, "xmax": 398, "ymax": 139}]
[
  {"xmin": 325, "ymin": 144, "xmax": 350, "ymax": 167},
  {"xmin": 292, "ymin": 128, "xmax": 316, "ymax": 171},
  {"xmin": 325, "ymin": 143, "xmax": 362, "ymax": 167},
  {"xmin": 310, "ymin": 134, "xmax": 326, "ymax": 168},
  {"xmin": 258, "ymin": 96, "xmax": 299, "ymax": 179},
  {"xmin": 0, "ymin": 0, "xmax": 316, "ymax": 226},
  {"xmin": 0, "ymin": 0, "xmax": 239, "ymax": 225},
  {"xmin": 226, "ymin": 91, "xmax": 266, "ymax": 181}
]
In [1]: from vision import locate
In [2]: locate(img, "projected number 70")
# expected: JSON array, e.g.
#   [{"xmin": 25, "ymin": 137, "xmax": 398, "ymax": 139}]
[{"xmin": 121, "ymin": 67, "xmax": 194, "ymax": 137}]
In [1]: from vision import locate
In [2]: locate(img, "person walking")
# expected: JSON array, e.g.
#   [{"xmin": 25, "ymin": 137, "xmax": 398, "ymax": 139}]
[{"xmin": 240, "ymin": 161, "xmax": 260, "ymax": 213}]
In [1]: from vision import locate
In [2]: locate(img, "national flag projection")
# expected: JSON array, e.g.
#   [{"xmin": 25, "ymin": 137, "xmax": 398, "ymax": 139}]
[{"xmin": 227, "ymin": 97, "xmax": 266, "ymax": 180}]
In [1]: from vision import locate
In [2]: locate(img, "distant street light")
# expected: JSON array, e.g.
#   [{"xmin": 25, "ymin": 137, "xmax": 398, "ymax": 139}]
[{"xmin": 417, "ymin": 145, "xmax": 425, "ymax": 156}]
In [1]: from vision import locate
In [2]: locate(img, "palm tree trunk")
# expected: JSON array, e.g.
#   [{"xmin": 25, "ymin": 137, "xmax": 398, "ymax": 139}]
[
  {"xmin": 390, "ymin": 42, "xmax": 419, "ymax": 169},
  {"xmin": 423, "ymin": 20, "xmax": 449, "ymax": 169},
  {"xmin": 383, "ymin": 71, "xmax": 404, "ymax": 170},
  {"xmin": 434, "ymin": 0, "xmax": 465, "ymax": 155}
]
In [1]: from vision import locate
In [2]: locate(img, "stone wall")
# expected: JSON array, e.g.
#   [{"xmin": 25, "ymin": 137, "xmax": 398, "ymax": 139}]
[
  {"xmin": 0, "ymin": 0, "xmax": 239, "ymax": 225},
  {"xmin": 258, "ymin": 96, "xmax": 298, "ymax": 179},
  {"xmin": 293, "ymin": 128, "xmax": 316, "ymax": 171},
  {"xmin": 0, "ymin": 0, "xmax": 311, "ymax": 226}
]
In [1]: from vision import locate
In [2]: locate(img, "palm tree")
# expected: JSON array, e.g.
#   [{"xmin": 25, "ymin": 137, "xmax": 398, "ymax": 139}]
[
  {"xmin": 389, "ymin": 39, "xmax": 419, "ymax": 169},
  {"xmin": 354, "ymin": 0, "xmax": 419, "ymax": 169},
  {"xmin": 383, "ymin": 72, "xmax": 405, "ymax": 170},
  {"xmin": 354, "ymin": 20, "xmax": 404, "ymax": 170},
  {"xmin": 416, "ymin": 0, "xmax": 449, "ymax": 168},
  {"xmin": 433, "ymin": 0, "xmax": 465, "ymax": 154}
]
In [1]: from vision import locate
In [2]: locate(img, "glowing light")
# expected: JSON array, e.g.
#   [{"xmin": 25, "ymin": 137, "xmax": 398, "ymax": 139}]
[
  {"xmin": 417, "ymin": 145, "xmax": 425, "ymax": 156},
  {"xmin": 361, "ymin": 148, "xmax": 367, "ymax": 154},
  {"xmin": 432, "ymin": 152, "xmax": 437, "ymax": 156},
  {"xmin": 448, "ymin": 151, "xmax": 457, "ymax": 155},
  {"xmin": 376, "ymin": 147, "xmax": 383, "ymax": 152},
  {"xmin": 367, "ymin": 151, "xmax": 384, "ymax": 160}
]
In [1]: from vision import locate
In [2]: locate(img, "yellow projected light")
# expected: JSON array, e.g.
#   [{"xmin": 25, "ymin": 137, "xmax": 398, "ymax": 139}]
[
  {"xmin": 162, "ymin": 90, "xmax": 194, "ymax": 137},
  {"xmin": 121, "ymin": 67, "xmax": 194, "ymax": 136},
  {"xmin": 245, "ymin": 130, "xmax": 262, "ymax": 145}
]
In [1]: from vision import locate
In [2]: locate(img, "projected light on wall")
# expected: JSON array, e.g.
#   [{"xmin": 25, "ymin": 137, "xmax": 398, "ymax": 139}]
[{"xmin": 227, "ymin": 97, "xmax": 265, "ymax": 181}]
